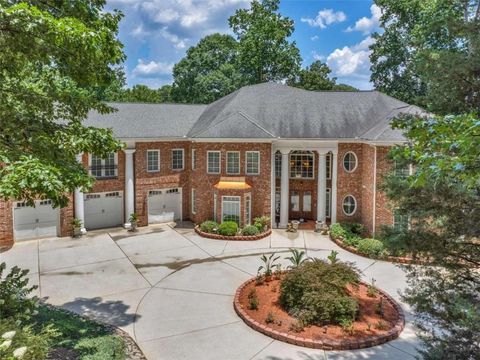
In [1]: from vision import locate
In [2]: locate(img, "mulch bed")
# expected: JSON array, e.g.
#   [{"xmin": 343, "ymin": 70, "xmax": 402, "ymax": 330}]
[
  {"xmin": 195, "ymin": 226, "xmax": 271, "ymax": 241},
  {"xmin": 234, "ymin": 276, "xmax": 405, "ymax": 350}
]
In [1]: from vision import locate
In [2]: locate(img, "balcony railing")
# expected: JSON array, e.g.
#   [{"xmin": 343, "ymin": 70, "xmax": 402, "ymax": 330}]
[{"xmin": 89, "ymin": 164, "xmax": 118, "ymax": 179}]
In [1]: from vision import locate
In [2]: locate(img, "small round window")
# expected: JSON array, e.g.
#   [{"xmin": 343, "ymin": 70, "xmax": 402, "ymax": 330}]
[
  {"xmin": 342, "ymin": 195, "xmax": 357, "ymax": 216},
  {"xmin": 343, "ymin": 152, "xmax": 358, "ymax": 172}
]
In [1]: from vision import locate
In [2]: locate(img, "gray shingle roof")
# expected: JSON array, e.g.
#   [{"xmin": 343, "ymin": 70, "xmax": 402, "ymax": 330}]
[{"xmin": 85, "ymin": 83, "xmax": 425, "ymax": 142}]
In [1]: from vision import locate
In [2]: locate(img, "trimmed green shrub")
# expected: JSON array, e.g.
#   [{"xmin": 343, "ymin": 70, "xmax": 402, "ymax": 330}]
[
  {"xmin": 330, "ymin": 223, "xmax": 347, "ymax": 239},
  {"xmin": 242, "ymin": 225, "xmax": 259, "ymax": 236},
  {"xmin": 254, "ymin": 216, "xmax": 270, "ymax": 231},
  {"xmin": 218, "ymin": 221, "xmax": 238, "ymax": 236},
  {"xmin": 343, "ymin": 235, "xmax": 362, "ymax": 247},
  {"xmin": 279, "ymin": 259, "xmax": 360, "ymax": 325},
  {"xmin": 200, "ymin": 220, "xmax": 219, "ymax": 234},
  {"xmin": 357, "ymin": 238, "xmax": 385, "ymax": 257},
  {"xmin": 342, "ymin": 222, "xmax": 365, "ymax": 236}
]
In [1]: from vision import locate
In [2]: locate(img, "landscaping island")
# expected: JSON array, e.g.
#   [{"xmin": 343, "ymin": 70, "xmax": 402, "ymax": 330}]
[
  {"xmin": 234, "ymin": 251, "xmax": 405, "ymax": 350},
  {"xmin": 195, "ymin": 216, "xmax": 271, "ymax": 240}
]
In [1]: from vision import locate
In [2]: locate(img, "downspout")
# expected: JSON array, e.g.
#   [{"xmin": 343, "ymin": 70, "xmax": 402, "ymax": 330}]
[{"xmin": 372, "ymin": 145, "xmax": 377, "ymax": 238}]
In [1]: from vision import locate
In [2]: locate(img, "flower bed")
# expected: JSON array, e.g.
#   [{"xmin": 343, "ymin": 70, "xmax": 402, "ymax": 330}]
[
  {"xmin": 195, "ymin": 225, "xmax": 271, "ymax": 241},
  {"xmin": 234, "ymin": 276, "xmax": 405, "ymax": 350}
]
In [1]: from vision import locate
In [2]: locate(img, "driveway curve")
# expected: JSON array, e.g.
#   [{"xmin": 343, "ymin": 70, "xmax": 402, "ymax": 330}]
[{"xmin": 2, "ymin": 225, "xmax": 421, "ymax": 360}]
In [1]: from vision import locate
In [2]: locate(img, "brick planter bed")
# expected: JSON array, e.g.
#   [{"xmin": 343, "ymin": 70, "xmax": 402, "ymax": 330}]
[
  {"xmin": 194, "ymin": 225, "xmax": 271, "ymax": 241},
  {"xmin": 234, "ymin": 276, "xmax": 405, "ymax": 350},
  {"xmin": 329, "ymin": 234, "xmax": 430, "ymax": 265}
]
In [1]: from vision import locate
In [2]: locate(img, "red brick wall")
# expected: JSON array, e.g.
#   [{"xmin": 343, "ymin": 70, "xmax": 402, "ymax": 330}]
[
  {"xmin": 374, "ymin": 146, "xmax": 394, "ymax": 233},
  {"xmin": 336, "ymin": 143, "xmax": 364, "ymax": 223},
  {"xmin": 361, "ymin": 144, "xmax": 375, "ymax": 234},
  {"xmin": 0, "ymin": 199, "xmax": 13, "ymax": 249}
]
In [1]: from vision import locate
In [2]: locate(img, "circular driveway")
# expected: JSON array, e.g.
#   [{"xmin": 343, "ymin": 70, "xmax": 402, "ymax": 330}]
[{"xmin": 2, "ymin": 225, "xmax": 420, "ymax": 360}]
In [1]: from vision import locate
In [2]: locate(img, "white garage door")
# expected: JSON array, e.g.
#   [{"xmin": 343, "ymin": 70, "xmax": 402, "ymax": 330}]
[
  {"xmin": 148, "ymin": 188, "xmax": 182, "ymax": 224},
  {"xmin": 84, "ymin": 191, "xmax": 124, "ymax": 230},
  {"xmin": 13, "ymin": 200, "xmax": 59, "ymax": 241}
]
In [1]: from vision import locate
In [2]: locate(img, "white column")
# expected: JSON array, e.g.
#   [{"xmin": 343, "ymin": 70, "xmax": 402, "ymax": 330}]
[
  {"xmin": 317, "ymin": 152, "xmax": 327, "ymax": 222},
  {"xmin": 74, "ymin": 154, "xmax": 86, "ymax": 234},
  {"xmin": 279, "ymin": 150, "xmax": 290, "ymax": 228},
  {"xmin": 270, "ymin": 148, "xmax": 276, "ymax": 228},
  {"xmin": 331, "ymin": 151, "xmax": 338, "ymax": 224},
  {"xmin": 124, "ymin": 149, "xmax": 136, "ymax": 226}
]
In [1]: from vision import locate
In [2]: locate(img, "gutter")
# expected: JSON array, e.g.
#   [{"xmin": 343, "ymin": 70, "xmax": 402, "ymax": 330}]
[{"xmin": 372, "ymin": 145, "xmax": 377, "ymax": 237}]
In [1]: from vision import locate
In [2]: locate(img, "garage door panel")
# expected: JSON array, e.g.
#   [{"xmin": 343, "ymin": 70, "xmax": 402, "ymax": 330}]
[
  {"xmin": 84, "ymin": 192, "xmax": 124, "ymax": 230},
  {"xmin": 13, "ymin": 200, "xmax": 58, "ymax": 241},
  {"xmin": 148, "ymin": 188, "xmax": 182, "ymax": 224}
]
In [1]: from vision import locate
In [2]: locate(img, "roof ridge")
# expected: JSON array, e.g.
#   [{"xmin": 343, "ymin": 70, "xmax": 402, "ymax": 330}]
[{"xmin": 237, "ymin": 111, "xmax": 276, "ymax": 138}]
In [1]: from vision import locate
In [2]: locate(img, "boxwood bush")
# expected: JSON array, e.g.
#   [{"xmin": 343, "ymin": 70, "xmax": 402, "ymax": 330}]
[
  {"xmin": 357, "ymin": 238, "xmax": 385, "ymax": 258},
  {"xmin": 279, "ymin": 260, "xmax": 360, "ymax": 325},
  {"xmin": 242, "ymin": 225, "xmax": 260, "ymax": 236},
  {"xmin": 218, "ymin": 221, "xmax": 238, "ymax": 236},
  {"xmin": 200, "ymin": 220, "xmax": 218, "ymax": 234}
]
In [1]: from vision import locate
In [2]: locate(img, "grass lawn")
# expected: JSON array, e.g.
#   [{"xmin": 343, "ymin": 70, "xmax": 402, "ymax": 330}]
[{"xmin": 32, "ymin": 305, "xmax": 126, "ymax": 360}]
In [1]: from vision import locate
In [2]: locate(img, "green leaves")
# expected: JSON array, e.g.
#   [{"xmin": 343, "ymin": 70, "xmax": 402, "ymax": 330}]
[{"xmin": 0, "ymin": 0, "xmax": 125, "ymax": 207}]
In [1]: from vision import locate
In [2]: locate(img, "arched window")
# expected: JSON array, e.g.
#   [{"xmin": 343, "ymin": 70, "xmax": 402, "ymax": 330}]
[{"xmin": 343, "ymin": 152, "xmax": 358, "ymax": 172}]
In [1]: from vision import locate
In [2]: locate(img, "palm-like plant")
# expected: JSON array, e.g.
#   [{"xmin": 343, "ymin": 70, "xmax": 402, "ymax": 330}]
[
  {"xmin": 327, "ymin": 250, "xmax": 339, "ymax": 264},
  {"xmin": 258, "ymin": 253, "xmax": 280, "ymax": 278},
  {"xmin": 285, "ymin": 248, "xmax": 308, "ymax": 269}
]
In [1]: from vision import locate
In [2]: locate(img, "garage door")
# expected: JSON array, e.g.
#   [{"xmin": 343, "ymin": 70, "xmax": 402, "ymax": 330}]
[
  {"xmin": 13, "ymin": 200, "xmax": 59, "ymax": 241},
  {"xmin": 148, "ymin": 188, "xmax": 182, "ymax": 224},
  {"xmin": 84, "ymin": 191, "xmax": 124, "ymax": 230}
]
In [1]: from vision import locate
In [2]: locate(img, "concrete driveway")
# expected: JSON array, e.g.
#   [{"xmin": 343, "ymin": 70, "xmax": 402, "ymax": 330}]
[{"xmin": 1, "ymin": 225, "xmax": 420, "ymax": 360}]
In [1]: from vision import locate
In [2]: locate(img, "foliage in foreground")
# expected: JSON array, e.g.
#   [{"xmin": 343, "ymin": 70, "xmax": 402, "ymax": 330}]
[
  {"xmin": 381, "ymin": 113, "xmax": 480, "ymax": 359},
  {"xmin": 330, "ymin": 223, "xmax": 388, "ymax": 258},
  {"xmin": 279, "ymin": 259, "xmax": 360, "ymax": 326}
]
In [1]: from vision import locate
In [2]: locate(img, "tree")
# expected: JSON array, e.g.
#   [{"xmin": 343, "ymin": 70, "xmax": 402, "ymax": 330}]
[
  {"xmin": 371, "ymin": 0, "xmax": 480, "ymax": 114},
  {"xmin": 111, "ymin": 85, "xmax": 173, "ymax": 103},
  {"xmin": 0, "ymin": 1, "xmax": 125, "ymax": 207},
  {"xmin": 172, "ymin": 33, "xmax": 244, "ymax": 104},
  {"xmin": 287, "ymin": 61, "xmax": 336, "ymax": 91},
  {"xmin": 229, "ymin": 0, "xmax": 301, "ymax": 84},
  {"xmin": 381, "ymin": 113, "xmax": 480, "ymax": 359},
  {"xmin": 332, "ymin": 83, "xmax": 359, "ymax": 92}
]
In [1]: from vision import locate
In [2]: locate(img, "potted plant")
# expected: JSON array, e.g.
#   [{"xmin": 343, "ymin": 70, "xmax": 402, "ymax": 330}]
[
  {"xmin": 71, "ymin": 218, "xmax": 83, "ymax": 237},
  {"xmin": 129, "ymin": 213, "xmax": 138, "ymax": 232}
]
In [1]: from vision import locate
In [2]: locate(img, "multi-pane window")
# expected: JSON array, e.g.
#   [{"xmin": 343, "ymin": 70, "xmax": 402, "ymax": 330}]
[
  {"xmin": 171, "ymin": 149, "xmax": 184, "ymax": 170},
  {"xmin": 245, "ymin": 194, "xmax": 251, "ymax": 225},
  {"xmin": 147, "ymin": 150, "xmax": 160, "ymax": 172},
  {"xmin": 303, "ymin": 191, "xmax": 312, "ymax": 212},
  {"xmin": 226, "ymin": 152, "xmax": 240, "ymax": 174},
  {"xmin": 246, "ymin": 151, "xmax": 260, "ymax": 175},
  {"xmin": 90, "ymin": 153, "xmax": 117, "ymax": 178},
  {"xmin": 326, "ymin": 153, "xmax": 332, "ymax": 179},
  {"xmin": 222, "ymin": 196, "xmax": 240, "ymax": 224},
  {"xmin": 394, "ymin": 161, "xmax": 410, "ymax": 178},
  {"xmin": 393, "ymin": 209, "xmax": 409, "ymax": 232},
  {"xmin": 326, "ymin": 188, "xmax": 332, "ymax": 218},
  {"xmin": 207, "ymin": 151, "xmax": 221, "ymax": 174},
  {"xmin": 342, "ymin": 195, "xmax": 357, "ymax": 216},
  {"xmin": 290, "ymin": 191, "xmax": 300, "ymax": 211},
  {"xmin": 290, "ymin": 151, "xmax": 314, "ymax": 179},
  {"xmin": 343, "ymin": 152, "xmax": 357, "ymax": 172},
  {"xmin": 191, "ymin": 189, "xmax": 197, "ymax": 214},
  {"xmin": 192, "ymin": 149, "xmax": 196, "ymax": 170},
  {"xmin": 275, "ymin": 152, "xmax": 282, "ymax": 178}
]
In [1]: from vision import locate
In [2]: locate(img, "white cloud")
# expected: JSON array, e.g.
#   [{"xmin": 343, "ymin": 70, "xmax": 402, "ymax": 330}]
[
  {"xmin": 133, "ymin": 59, "xmax": 174, "ymax": 77},
  {"xmin": 310, "ymin": 35, "xmax": 319, "ymax": 41},
  {"xmin": 158, "ymin": 27, "xmax": 187, "ymax": 49},
  {"xmin": 326, "ymin": 36, "xmax": 375, "ymax": 89},
  {"xmin": 346, "ymin": 4, "xmax": 382, "ymax": 35},
  {"xmin": 312, "ymin": 51, "xmax": 325, "ymax": 61},
  {"xmin": 301, "ymin": 9, "xmax": 346, "ymax": 29}
]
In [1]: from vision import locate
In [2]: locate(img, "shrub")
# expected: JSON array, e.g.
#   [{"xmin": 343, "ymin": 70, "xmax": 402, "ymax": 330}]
[
  {"xmin": 330, "ymin": 223, "xmax": 347, "ymax": 239},
  {"xmin": 339, "ymin": 318, "xmax": 355, "ymax": 336},
  {"xmin": 248, "ymin": 289, "xmax": 259, "ymax": 310},
  {"xmin": 242, "ymin": 225, "xmax": 259, "ymax": 236},
  {"xmin": 200, "ymin": 220, "xmax": 219, "ymax": 234},
  {"xmin": 0, "ymin": 262, "xmax": 38, "ymax": 322},
  {"xmin": 258, "ymin": 253, "xmax": 280, "ymax": 278},
  {"xmin": 218, "ymin": 221, "xmax": 238, "ymax": 236},
  {"xmin": 342, "ymin": 222, "xmax": 365, "ymax": 236},
  {"xmin": 285, "ymin": 248, "xmax": 308, "ymax": 269},
  {"xmin": 343, "ymin": 235, "xmax": 362, "ymax": 247},
  {"xmin": 279, "ymin": 259, "xmax": 360, "ymax": 326},
  {"xmin": 357, "ymin": 238, "xmax": 385, "ymax": 257},
  {"xmin": 265, "ymin": 311, "xmax": 275, "ymax": 324},
  {"xmin": 254, "ymin": 216, "xmax": 270, "ymax": 231}
]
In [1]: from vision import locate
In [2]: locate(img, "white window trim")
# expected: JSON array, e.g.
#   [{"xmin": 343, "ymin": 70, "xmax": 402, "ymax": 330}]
[
  {"xmin": 171, "ymin": 149, "xmax": 185, "ymax": 171},
  {"xmin": 226, "ymin": 151, "xmax": 241, "ymax": 175},
  {"xmin": 326, "ymin": 153, "xmax": 332, "ymax": 180},
  {"xmin": 221, "ymin": 195, "xmax": 241, "ymax": 223},
  {"xmin": 245, "ymin": 193, "xmax": 252, "ymax": 225},
  {"xmin": 342, "ymin": 194, "xmax": 357, "ymax": 216},
  {"xmin": 88, "ymin": 152, "xmax": 118, "ymax": 178},
  {"xmin": 289, "ymin": 152, "xmax": 315, "ymax": 180},
  {"xmin": 245, "ymin": 151, "xmax": 260, "ymax": 175},
  {"xmin": 207, "ymin": 151, "xmax": 221, "ymax": 174},
  {"xmin": 191, "ymin": 149, "xmax": 196, "ymax": 170},
  {"xmin": 146, "ymin": 149, "xmax": 160, "ymax": 173},
  {"xmin": 342, "ymin": 151, "xmax": 358, "ymax": 173},
  {"xmin": 191, "ymin": 188, "xmax": 196, "ymax": 214}
]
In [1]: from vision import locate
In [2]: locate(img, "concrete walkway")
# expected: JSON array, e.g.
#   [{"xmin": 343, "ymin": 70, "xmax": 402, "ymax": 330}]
[{"xmin": 1, "ymin": 225, "xmax": 420, "ymax": 360}]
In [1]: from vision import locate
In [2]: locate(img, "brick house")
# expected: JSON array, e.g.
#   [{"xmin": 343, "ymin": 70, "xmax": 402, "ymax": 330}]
[{"xmin": 0, "ymin": 83, "xmax": 422, "ymax": 248}]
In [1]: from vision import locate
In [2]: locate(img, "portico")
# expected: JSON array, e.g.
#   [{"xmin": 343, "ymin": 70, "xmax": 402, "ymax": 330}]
[{"xmin": 272, "ymin": 142, "xmax": 338, "ymax": 228}]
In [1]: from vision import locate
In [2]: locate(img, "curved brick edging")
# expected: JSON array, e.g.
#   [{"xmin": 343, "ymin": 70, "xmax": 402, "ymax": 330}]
[
  {"xmin": 233, "ymin": 277, "xmax": 405, "ymax": 350},
  {"xmin": 194, "ymin": 226, "xmax": 271, "ymax": 241},
  {"xmin": 329, "ymin": 234, "xmax": 429, "ymax": 265}
]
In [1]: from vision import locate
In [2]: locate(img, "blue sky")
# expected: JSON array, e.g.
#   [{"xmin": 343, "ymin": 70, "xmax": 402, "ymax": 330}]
[{"xmin": 106, "ymin": 0, "xmax": 380, "ymax": 90}]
